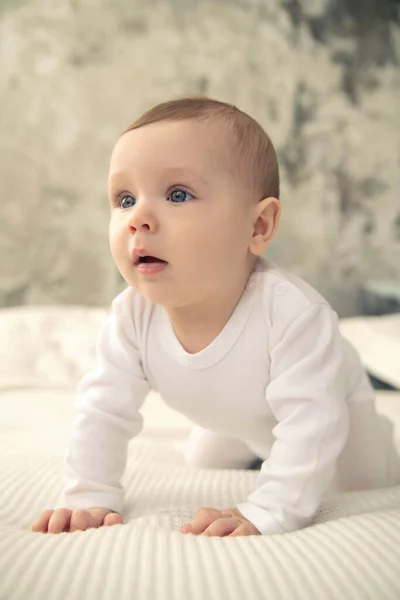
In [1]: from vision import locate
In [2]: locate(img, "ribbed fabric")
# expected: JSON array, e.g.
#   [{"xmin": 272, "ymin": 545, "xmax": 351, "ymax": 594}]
[
  {"xmin": 1, "ymin": 388, "xmax": 400, "ymax": 600},
  {"xmin": 1, "ymin": 445, "xmax": 400, "ymax": 599}
]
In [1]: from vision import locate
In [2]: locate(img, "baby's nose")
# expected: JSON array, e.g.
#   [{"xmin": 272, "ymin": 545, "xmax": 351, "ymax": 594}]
[{"xmin": 128, "ymin": 204, "xmax": 158, "ymax": 233}]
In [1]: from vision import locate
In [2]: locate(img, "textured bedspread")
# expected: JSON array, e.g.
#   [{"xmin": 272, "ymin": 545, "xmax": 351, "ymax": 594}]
[
  {"xmin": 1, "ymin": 387, "xmax": 400, "ymax": 600},
  {"xmin": 0, "ymin": 306, "xmax": 400, "ymax": 600}
]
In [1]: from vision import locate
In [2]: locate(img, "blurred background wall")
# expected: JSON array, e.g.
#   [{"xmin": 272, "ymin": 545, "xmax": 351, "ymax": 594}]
[{"xmin": 0, "ymin": 0, "xmax": 399, "ymax": 315}]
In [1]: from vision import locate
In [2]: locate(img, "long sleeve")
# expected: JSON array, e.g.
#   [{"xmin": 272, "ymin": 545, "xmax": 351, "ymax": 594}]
[
  {"xmin": 55, "ymin": 292, "xmax": 150, "ymax": 514},
  {"xmin": 237, "ymin": 302, "xmax": 350, "ymax": 535}
]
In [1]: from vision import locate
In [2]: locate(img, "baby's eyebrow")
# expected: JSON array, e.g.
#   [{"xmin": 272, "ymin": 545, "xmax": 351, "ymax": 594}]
[
  {"xmin": 108, "ymin": 167, "xmax": 210, "ymax": 190},
  {"xmin": 108, "ymin": 171, "xmax": 131, "ymax": 188},
  {"xmin": 161, "ymin": 167, "xmax": 209, "ymax": 187}
]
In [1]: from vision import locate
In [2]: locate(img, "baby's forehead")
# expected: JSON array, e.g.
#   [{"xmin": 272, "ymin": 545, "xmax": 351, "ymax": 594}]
[
  {"xmin": 111, "ymin": 117, "xmax": 241, "ymax": 183},
  {"xmin": 117, "ymin": 116, "xmax": 233, "ymax": 152}
]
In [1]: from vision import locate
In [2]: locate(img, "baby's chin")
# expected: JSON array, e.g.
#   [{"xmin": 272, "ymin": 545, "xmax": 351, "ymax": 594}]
[
  {"xmin": 127, "ymin": 276, "xmax": 183, "ymax": 307},
  {"xmin": 142, "ymin": 285, "xmax": 205, "ymax": 312}
]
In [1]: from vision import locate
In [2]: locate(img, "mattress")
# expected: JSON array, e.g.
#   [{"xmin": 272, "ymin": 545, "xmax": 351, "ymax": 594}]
[{"xmin": 1, "ymin": 306, "xmax": 400, "ymax": 600}]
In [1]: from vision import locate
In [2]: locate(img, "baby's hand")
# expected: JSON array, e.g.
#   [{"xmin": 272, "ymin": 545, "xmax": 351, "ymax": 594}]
[
  {"xmin": 31, "ymin": 508, "xmax": 123, "ymax": 534},
  {"xmin": 180, "ymin": 507, "xmax": 261, "ymax": 537}
]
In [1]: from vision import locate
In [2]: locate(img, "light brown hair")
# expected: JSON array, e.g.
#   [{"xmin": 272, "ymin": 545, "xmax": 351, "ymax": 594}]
[{"xmin": 122, "ymin": 96, "xmax": 279, "ymax": 201}]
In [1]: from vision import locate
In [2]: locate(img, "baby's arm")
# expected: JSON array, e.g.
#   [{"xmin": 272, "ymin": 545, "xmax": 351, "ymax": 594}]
[
  {"xmin": 236, "ymin": 303, "xmax": 350, "ymax": 535},
  {"xmin": 32, "ymin": 292, "xmax": 150, "ymax": 532}
]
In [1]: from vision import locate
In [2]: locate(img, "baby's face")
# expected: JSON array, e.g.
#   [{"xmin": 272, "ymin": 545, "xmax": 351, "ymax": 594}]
[{"xmin": 108, "ymin": 118, "xmax": 256, "ymax": 308}]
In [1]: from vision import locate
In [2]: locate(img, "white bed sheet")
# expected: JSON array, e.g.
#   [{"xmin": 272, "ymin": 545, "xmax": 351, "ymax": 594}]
[
  {"xmin": 1, "ymin": 386, "xmax": 400, "ymax": 600},
  {"xmin": 1, "ymin": 305, "xmax": 400, "ymax": 600}
]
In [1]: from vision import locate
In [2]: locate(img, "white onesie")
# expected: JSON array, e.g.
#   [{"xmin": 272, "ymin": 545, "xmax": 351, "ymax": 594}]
[{"xmin": 56, "ymin": 257, "xmax": 400, "ymax": 535}]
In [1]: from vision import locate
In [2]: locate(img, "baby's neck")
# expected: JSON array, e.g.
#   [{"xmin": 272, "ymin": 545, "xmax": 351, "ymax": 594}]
[
  {"xmin": 165, "ymin": 261, "xmax": 257, "ymax": 354},
  {"xmin": 167, "ymin": 300, "xmax": 239, "ymax": 354}
]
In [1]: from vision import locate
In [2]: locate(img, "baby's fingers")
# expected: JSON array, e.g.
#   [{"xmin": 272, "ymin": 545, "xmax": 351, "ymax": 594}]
[
  {"xmin": 69, "ymin": 508, "xmax": 115, "ymax": 532},
  {"xmin": 181, "ymin": 507, "xmax": 221, "ymax": 534},
  {"xmin": 69, "ymin": 509, "xmax": 96, "ymax": 532},
  {"xmin": 103, "ymin": 512, "xmax": 124, "ymax": 526},
  {"xmin": 31, "ymin": 510, "xmax": 58, "ymax": 533},
  {"xmin": 47, "ymin": 509, "xmax": 73, "ymax": 534},
  {"xmin": 202, "ymin": 517, "xmax": 239, "ymax": 537},
  {"xmin": 228, "ymin": 524, "xmax": 256, "ymax": 537}
]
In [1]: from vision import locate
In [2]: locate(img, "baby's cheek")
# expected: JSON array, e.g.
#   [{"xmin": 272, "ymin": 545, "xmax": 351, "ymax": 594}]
[{"xmin": 108, "ymin": 226, "xmax": 121, "ymax": 256}]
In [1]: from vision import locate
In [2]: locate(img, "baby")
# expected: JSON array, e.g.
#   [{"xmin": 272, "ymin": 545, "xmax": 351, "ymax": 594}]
[{"xmin": 32, "ymin": 96, "xmax": 400, "ymax": 537}]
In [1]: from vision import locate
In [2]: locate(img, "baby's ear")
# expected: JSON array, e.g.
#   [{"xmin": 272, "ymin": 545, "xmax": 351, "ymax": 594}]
[{"xmin": 249, "ymin": 197, "xmax": 280, "ymax": 256}]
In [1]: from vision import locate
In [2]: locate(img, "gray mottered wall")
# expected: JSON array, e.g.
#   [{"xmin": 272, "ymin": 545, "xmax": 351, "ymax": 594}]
[{"xmin": 0, "ymin": 0, "xmax": 399, "ymax": 315}]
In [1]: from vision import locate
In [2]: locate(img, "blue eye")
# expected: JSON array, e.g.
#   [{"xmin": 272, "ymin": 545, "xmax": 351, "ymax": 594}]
[
  {"xmin": 120, "ymin": 195, "xmax": 136, "ymax": 209},
  {"xmin": 168, "ymin": 189, "xmax": 194, "ymax": 203}
]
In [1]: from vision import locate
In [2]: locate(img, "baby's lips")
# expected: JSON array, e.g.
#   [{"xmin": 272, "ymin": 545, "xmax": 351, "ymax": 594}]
[{"xmin": 132, "ymin": 247, "xmax": 167, "ymax": 265}]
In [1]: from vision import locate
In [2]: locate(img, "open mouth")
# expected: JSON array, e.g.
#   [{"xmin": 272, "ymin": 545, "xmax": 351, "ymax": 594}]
[
  {"xmin": 132, "ymin": 247, "xmax": 168, "ymax": 272},
  {"xmin": 132, "ymin": 250, "xmax": 168, "ymax": 268},
  {"xmin": 138, "ymin": 256, "xmax": 165, "ymax": 264}
]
